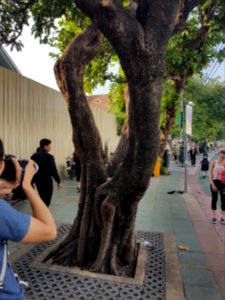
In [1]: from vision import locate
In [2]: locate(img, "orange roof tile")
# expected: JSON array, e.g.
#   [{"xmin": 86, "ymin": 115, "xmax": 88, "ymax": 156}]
[{"xmin": 87, "ymin": 94, "xmax": 110, "ymax": 111}]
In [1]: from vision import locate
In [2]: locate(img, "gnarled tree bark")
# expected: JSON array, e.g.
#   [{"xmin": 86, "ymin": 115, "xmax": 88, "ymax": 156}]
[{"xmin": 46, "ymin": 0, "xmax": 198, "ymax": 276}]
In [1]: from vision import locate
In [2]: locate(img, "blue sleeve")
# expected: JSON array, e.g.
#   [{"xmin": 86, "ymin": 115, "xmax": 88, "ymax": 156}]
[{"xmin": 0, "ymin": 199, "xmax": 30, "ymax": 242}]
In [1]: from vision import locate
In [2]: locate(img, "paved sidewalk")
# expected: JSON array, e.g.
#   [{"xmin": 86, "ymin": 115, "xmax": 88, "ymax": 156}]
[
  {"xmin": 138, "ymin": 160, "xmax": 224, "ymax": 300},
  {"xmin": 12, "ymin": 154, "xmax": 225, "ymax": 300}
]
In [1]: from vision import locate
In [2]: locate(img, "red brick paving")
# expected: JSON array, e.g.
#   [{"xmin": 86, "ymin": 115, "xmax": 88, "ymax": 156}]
[{"xmin": 181, "ymin": 162, "xmax": 225, "ymax": 299}]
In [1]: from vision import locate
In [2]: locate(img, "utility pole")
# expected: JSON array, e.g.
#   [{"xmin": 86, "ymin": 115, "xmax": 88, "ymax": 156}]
[
  {"xmin": 181, "ymin": 96, "xmax": 188, "ymax": 192},
  {"xmin": 179, "ymin": 98, "xmax": 185, "ymax": 166}
]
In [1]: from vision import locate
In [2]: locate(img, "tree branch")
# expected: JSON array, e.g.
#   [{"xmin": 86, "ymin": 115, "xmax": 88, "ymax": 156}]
[
  {"xmin": 74, "ymin": 0, "xmax": 145, "ymax": 60},
  {"xmin": 0, "ymin": 0, "xmax": 37, "ymax": 47},
  {"xmin": 173, "ymin": 0, "xmax": 205, "ymax": 34},
  {"xmin": 183, "ymin": 0, "xmax": 218, "ymax": 78},
  {"xmin": 54, "ymin": 24, "xmax": 105, "ymax": 160}
]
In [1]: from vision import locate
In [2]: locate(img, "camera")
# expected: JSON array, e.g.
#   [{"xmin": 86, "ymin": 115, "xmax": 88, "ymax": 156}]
[{"xmin": 0, "ymin": 156, "xmax": 39, "ymax": 182}]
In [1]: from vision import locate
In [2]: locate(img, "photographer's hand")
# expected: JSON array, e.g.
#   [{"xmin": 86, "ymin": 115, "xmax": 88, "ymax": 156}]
[
  {"xmin": 12, "ymin": 157, "xmax": 22, "ymax": 187},
  {"xmin": 22, "ymin": 159, "xmax": 36, "ymax": 185}
]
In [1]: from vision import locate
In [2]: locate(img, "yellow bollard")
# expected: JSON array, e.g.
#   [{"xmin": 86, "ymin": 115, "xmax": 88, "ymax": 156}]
[{"xmin": 153, "ymin": 156, "xmax": 161, "ymax": 177}]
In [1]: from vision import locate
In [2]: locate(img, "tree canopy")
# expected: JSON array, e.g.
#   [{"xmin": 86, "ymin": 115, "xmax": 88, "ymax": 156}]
[
  {"xmin": 1, "ymin": 1, "xmax": 225, "ymax": 145},
  {"xmin": 185, "ymin": 76, "xmax": 225, "ymax": 141},
  {"xmin": 159, "ymin": 0, "xmax": 225, "ymax": 153}
]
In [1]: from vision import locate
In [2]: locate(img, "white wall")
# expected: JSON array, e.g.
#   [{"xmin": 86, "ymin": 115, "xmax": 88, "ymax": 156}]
[{"xmin": 0, "ymin": 67, "xmax": 119, "ymax": 176}]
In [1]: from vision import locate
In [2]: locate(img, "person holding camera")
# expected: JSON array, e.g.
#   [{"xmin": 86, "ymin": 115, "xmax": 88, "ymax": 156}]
[
  {"xmin": 0, "ymin": 138, "xmax": 57, "ymax": 299},
  {"xmin": 31, "ymin": 138, "xmax": 62, "ymax": 207}
]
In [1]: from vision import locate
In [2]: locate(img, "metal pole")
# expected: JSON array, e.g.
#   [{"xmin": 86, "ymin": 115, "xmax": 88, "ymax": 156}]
[
  {"xmin": 183, "ymin": 98, "xmax": 188, "ymax": 192},
  {"xmin": 179, "ymin": 97, "xmax": 185, "ymax": 166},
  {"xmin": 184, "ymin": 132, "xmax": 188, "ymax": 192}
]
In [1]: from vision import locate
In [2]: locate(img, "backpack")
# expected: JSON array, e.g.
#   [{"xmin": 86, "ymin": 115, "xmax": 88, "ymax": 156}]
[
  {"xmin": 0, "ymin": 240, "xmax": 29, "ymax": 290},
  {"xmin": 201, "ymin": 157, "xmax": 209, "ymax": 171},
  {"xmin": 0, "ymin": 241, "xmax": 7, "ymax": 290}
]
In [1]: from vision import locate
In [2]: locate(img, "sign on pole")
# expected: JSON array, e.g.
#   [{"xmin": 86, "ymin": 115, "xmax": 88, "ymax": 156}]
[{"xmin": 186, "ymin": 104, "xmax": 193, "ymax": 136}]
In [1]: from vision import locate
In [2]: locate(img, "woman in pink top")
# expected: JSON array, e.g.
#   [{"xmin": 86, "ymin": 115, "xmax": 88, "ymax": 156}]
[{"xmin": 209, "ymin": 149, "xmax": 225, "ymax": 224}]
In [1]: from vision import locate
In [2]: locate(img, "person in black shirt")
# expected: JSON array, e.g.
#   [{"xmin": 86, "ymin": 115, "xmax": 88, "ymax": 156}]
[
  {"xmin": 31, "ymin": 138, "xmax": 62, "ymax": 207},
  {"xmin": 189, "ymin": 146, "xmax": 198, "ymax": 167}
]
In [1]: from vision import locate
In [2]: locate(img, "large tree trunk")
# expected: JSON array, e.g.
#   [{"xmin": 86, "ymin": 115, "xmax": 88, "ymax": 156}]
[{"xmin": 46, "ymin": 0, "xmax": 183, "ymax": 276}]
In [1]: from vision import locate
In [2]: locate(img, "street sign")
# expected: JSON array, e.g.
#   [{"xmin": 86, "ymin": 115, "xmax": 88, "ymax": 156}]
[{"xmin": 186, "ymin": 104, "xmax": 193, "ymax": 136}]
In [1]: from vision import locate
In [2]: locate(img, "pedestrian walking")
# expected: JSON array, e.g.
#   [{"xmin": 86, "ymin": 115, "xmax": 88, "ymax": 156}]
[
  {"xmin": 200, "ymin": 153, "xmax": 209, "ymax": 178},
  {"xmin": 189, "ymin": 146, "xmax": 198, "ymax": 166},
  {"xmin": 31, "ymin": 138, "xmax": 62, "ymax": 207},
  {"xmin": 172, "ymin": 145, "xmax": 178, "ymax": 164},
  {"xmin": 0, "ymin": 138, "xmax": 56, "ymax": 299},
  {"xmin": 209, "ymin": 149, "xmax": 225, "ymax": 224}
]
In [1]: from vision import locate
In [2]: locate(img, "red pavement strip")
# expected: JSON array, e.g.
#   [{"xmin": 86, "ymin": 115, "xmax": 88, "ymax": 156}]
[{"xmin": 180, "ymin": 164, "xmax": 225, "ymax": 299}]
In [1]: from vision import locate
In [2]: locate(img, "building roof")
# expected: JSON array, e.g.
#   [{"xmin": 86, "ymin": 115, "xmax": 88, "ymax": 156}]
[
  {"xmin": 0, "ymin": 47, "xmax": 21, "ymax": 74},
  {"xmin": 87, "ymin": 94, "xmax": 110, "ymax": 111}
]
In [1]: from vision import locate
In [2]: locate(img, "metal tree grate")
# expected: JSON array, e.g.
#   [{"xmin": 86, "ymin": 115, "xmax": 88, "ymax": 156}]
[{"xmin": 12, "ymin": 225, "xmax": 166, "ymax": 300}]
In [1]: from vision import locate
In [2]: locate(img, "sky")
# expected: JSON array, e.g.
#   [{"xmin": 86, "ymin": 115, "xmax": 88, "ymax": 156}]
[
  {"xmin": 5, "ymin": 25, "xmax": 59, "ymax": 90},
  {"xmin": 5, "ymin": 25, "xmax": 225, "ymax": 91},
  {"xmin": 5, "ymin": 25, "xmax": 110, "ymax": 94}
]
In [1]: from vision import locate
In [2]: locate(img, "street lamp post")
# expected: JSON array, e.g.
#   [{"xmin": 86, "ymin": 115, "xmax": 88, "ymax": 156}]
[
  {"xmin": 182, "ymin": 97, "xmax": 188, "ymax": 192},
  {"xmin": 179, "ymin": 95, "xmax": 194, "ymax": 193},
  {"xmin": 184, "ymin": 132, "xmax": 188, "ymax": 193},
  {"xmin": 179, "ymin": 99, "xmax": 185, "ymax": 166},
  {"xmin": 183, "ymin": 99, "xmax": 194, "ymax": 192}
]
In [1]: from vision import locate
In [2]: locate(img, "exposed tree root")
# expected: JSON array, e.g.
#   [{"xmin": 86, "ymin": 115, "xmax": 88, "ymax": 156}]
[
  {"xmin": 90, "ymin": 195, "xmax": 116, "ymax": 272},
  {"xmin": 44, "ymin": 238, "xmax": 78, "ymax": 267}
]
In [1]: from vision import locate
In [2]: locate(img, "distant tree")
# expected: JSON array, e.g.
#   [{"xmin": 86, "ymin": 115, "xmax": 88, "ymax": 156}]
[
  {"xmin": 160, "ymin": 0, "xmax": 225, "ymax": 154},
  {"xmin": 185, "ymin": 76, "xmax": 225, "ymax": 142}
]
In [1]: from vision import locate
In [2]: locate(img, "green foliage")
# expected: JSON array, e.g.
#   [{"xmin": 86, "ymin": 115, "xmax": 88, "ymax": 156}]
[
  {"xmin": 163, "ymin": 1, "xmax": 225, "ymax": 141},
  {"xmin": 0, "ymin": 0, "xmax": 76, "ymax": 49},
  {"xmin": 185, "ymin": 76, "xmax": 225, "ymax": 141},
  {"xmin": 118, "ymin": 0, "xmax": 129, "ymax": 8},
  {"xmin": 47, "ymin": 9, "xmax": 91, "ymax": 58},
  {"xmin": 46, "ymin": 10, "xmax": 120, "ymax": 94},
  {"xmin": 30, "ymin": 0, "xmax": 76, "ymax": 44},
  {"xmin": 0, "ymin": 0, "xmax": 30, "ymax": 50},
  {"xmin": 171, "ymin": 111, "xmax": 182, "ymax": 139},
  {"xmin": 160, "ymin": 80, "xmax": 180, "ymax": 130},
  {"xmin": 166, "ymin": 2, "xmax": 225, "ymax": 78},
  {"xmin": 1, "ymin": 0, "xmax": 225, "ymax": 136},
  {"xmin": 108, "ymin": 78, "xmax": 127, "ymax": 135},
  {"xmin": 84, "ymin": 40, "xmax": 118, "ymax": 94},
  {"xmin": 160, "ymin": 165, "xmax": 170, "ymax": 176}
]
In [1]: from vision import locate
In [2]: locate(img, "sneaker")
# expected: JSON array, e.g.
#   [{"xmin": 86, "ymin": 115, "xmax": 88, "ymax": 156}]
[
  {"xmin": 210, "ymin": 218, "xmax": 217, "ymax": 224},
  {"xmin": 220, "ymin": 218, "xmax": 225, "ymax": 225}
]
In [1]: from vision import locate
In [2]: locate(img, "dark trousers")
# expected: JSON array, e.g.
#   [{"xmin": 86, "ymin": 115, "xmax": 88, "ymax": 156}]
[
  {"xmin": 35, "ymin": 179, "xmax": 53, "ymax": 207},
  {"xmin": 190, "ymin": 156, "xmax": 196, "ymax": 166},
  {"xmin": 210, "ymin": 180, "xmax": 225, "ymax": 211}
]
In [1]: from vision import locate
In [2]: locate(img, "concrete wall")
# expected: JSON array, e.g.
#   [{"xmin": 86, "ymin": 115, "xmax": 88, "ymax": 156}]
[{"xmin": 0, "ymin": 67, "xmax": 119, "ymax": 176}]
